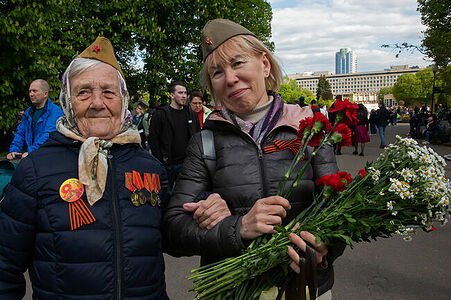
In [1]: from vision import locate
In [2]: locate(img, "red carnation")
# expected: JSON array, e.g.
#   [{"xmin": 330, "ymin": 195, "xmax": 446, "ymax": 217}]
[
  {"xmin": 298, "ymin": 117, "xmax": 314, "ymax": 138},
  {"xmin": 332, "ymin": 123, "xmax": 352, "ymax": 146},
  {"xmin": 313, "ymin": 112, "xmax": 332, "ymax": 132},
  {"xmin": 315, "ymin": 171, "xmax": 352, "ymax": 191},
  {"xmin": 336, "ymin": 171, "xmax": 352, "ymax": 185},
  {"xmin": 308, "ymin": 132, "xmax": 324, "ymax": 147},
  {"xmin": 315, "ymin": 174, "xmax": 332, "ymax": 186},
  {"xmin": 358, "ymin": 168, "xmax": 366, "ymax": 178},
  {"xmin": 329, "ymin": 99, "xmax": 359, "ymax": 125}
]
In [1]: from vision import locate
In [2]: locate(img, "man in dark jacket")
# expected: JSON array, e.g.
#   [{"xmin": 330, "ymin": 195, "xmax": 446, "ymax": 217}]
[
  {"xmin": 7, "ymin": 79, "xmax": 63, "ymax": 160},
  {"xmin": 0, "ymin": 37, "xmax": 169, "ymax": 299},
  {"xmin": 149, "ymin": 80, "xmax": 201, "ymax": 192},
  {"xmin": 375, "ymin": 101, "xmax": 390, "ymax": 148}
]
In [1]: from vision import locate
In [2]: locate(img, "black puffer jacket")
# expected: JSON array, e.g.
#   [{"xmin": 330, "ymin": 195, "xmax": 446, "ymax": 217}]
[
  {"xmin": 163, "ymin": 104, "xmax": 343, "ymax": 295},
  {"xmin": 0, "ymin": 132, "xmax": 169, "ymax": 300}
]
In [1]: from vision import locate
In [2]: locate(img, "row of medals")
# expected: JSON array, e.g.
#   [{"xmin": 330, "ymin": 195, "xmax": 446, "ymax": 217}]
[{"xmin": 131, "ymin": 189, "xmax": 161, "ymax": 207}]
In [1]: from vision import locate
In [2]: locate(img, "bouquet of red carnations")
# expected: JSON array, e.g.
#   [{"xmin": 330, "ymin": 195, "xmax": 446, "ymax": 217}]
[{"xmin": 189, "ymin": 100, "xmax": 450, "ymax": 300}]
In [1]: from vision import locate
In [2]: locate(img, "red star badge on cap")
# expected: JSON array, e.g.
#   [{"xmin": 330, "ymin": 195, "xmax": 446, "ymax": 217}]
[
  {"xmin": 92, "ymin": 44, "xmax": 100, "ymax": 53},
  {"xmin": 205, "ymin": 37, "xmax": 212, "ymax": 45}
]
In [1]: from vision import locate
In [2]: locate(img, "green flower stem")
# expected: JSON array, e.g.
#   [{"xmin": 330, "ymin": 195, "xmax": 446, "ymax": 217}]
[{"xmin": 277, "ymin": 135, "xmax": 310, "ymax": 196}]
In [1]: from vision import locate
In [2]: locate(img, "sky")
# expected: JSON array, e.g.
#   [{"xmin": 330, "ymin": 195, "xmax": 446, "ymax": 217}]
[{"xmin": 269, "ymin": 0, "xmax": 431, "ymax": 75}]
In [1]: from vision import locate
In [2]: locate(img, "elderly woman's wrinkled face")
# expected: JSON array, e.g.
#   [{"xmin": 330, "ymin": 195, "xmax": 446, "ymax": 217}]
[
  {"xmin": 208, "ymin": 46, "xmax": 270, "ymax": 115},
  {"xmin": 70, "ymin": 63, "xmax": 122, "ymax": 139}
]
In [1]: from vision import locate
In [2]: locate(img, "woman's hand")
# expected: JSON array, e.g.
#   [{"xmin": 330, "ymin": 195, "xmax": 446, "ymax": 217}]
[
  {"xmin": 240, "ymin": 196, "xmax": 291, "ymax": 240},
  {"xmin": 183, "ymin": 193, "xmax": 231, "ymax": 229},
  {"xmin": 287, "ymin": 230, "xmax": 328, "ymax": 274}
]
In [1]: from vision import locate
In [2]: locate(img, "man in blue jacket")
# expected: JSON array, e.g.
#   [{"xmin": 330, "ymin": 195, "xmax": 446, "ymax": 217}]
[{"xmin": 6, "ymin": 79, "xmax": 63, "ymax": 160}]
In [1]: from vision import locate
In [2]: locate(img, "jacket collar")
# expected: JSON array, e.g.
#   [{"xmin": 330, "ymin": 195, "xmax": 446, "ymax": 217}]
[{"xmin": 205, "ymin": 103, "xmax": 313, "ymax": 133}]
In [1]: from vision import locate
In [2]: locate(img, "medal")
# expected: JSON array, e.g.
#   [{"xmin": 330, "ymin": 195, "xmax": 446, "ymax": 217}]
[
  {"xmin": 130, "ymin": 192, "xmax": 140, "ymax": 206},
  {"xmin": 150, "ymin": 192, "xmax": 157, "ymax": 206},
  {"xmin": 138, "ymin": 190, "xmax": 147, "ymax": 205},
  {"xmin": 59, "ymin": 178, "xmax": 96, "ymax": 230},
  {"xmin": 125, "ymin": 171, "xmax": 162, "ymax": 207}
]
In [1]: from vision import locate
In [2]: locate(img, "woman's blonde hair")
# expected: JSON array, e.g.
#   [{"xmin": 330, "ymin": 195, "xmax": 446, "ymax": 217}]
[{"xmin": 200, "ymin": 35, "xmax": 282, "ymax": 104}]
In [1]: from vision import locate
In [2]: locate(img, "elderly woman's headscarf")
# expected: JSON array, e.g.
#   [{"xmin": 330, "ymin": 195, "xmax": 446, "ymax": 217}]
[{"xmin": 56, "ymin": 37, "xmax": 141, "ymax": 206}]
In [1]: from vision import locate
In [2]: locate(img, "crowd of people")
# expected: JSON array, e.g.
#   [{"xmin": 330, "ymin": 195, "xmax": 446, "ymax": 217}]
[{"xmin": 0, "ymin": 18, "xmax": 448, "ymax": 300}]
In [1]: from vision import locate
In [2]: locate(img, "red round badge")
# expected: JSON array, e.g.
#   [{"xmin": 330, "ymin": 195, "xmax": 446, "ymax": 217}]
[{"xmin": 59, "ymin": 178, "xmax": 84, "ymax": 202}]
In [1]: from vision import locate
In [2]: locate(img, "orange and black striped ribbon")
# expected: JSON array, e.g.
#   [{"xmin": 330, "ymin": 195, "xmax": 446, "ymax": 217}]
[
  {"xmin": 264, "ymin": 138, "xmax": 304, "ymax": 155},
  {"xmin": 69, "ymin": 199, "xmax": 96, "ymax": 230}
]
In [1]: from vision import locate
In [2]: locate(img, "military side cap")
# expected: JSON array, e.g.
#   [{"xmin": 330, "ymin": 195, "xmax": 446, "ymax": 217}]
[
  {"xmin": 78, "ymin": 37, "xmax": 124, "ymax": 78},
  {"xmin": 201, "ymin": 18, "xmax": 256, "ymax": 61}
]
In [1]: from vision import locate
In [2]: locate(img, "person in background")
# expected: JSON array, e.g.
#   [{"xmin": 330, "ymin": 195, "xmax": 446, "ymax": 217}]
[
  {"xmin": 318, "ymin": 102, "xmax": 329, "ymax": 119},
  {"xmin": 189, "ymin": 89, "xmax": 212, "ymax": 128},
  {"xmin": 369, "ymin": 109, "xmax": 377, "ymax": 135},
  {"xmin": 422, "ymin": 114, "xmax": 442, "ymax": 144},
  {"xmin": 133, "ymin": 101, "xmax": 149, "ymax": 148},
  {"xmin": 310, "ymin": 99, "xmax": 320, "ymax": 113},
  {"xmin": 163, "ymin": 18, "xmax": 343, "ymax": 300},
  {"xmin": 0, "ymin": 37, "xmax": 169, "ymax": 299},
  {"xmin": 375, "ymin": 101, "xmax": 389, "ymax": 148},
  {"xmin": 298, "ymin": 96, "xmax": 308, "ymax": 107},
  {"xmin": 353, "ymin": 104, "xmax": 370, "ymax": 156},
  {"xmin": 7, "ymin": 79, "xmax": 63, "ymax": 160},
  {"xmin": 149, "ymin": 80, "xmax": 201, "ymax": 192}
]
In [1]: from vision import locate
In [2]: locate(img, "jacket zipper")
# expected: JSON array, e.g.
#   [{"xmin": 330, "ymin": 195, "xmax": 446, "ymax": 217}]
[
  {"xmin": 108, "ymin": 154, "xmax": 122, "ymax": 300},
  {"xmin": 256, "ymin": 145, "xmax": 269, "ymax": 197},
  {"xmin": 229, "ymin": 127, "xmax": 270, "ymax": 198}
]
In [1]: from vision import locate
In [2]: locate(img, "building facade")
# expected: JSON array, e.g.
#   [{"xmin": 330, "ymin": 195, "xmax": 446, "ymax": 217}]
[
  {"xmin": 293, "ymin": 65, "xmax": 424, "ymax": 106},
  {"xmin": 335, "ymin": 48, "xmax": 357, "ymax": 74}
]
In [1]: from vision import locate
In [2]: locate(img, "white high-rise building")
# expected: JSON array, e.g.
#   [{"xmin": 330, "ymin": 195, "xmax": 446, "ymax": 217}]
[{"xmin": 336, "ymin": 48, "xmax": 357, "ymax": 74}]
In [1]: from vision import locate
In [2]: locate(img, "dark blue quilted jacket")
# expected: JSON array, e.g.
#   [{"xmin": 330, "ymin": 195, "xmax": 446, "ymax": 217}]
[{"xmin": 0, "ymin": 132, "xmax": 169, "ymax": 300}]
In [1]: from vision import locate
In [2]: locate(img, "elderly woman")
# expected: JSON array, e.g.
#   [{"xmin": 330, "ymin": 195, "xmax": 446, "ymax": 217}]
[
  {"xmin": 0, "ymin": 37, "xmax": 168, "ymax": 299},
  {"xmin": 163, "ymin": 19, "xmax": 343, "ymax": 299}
]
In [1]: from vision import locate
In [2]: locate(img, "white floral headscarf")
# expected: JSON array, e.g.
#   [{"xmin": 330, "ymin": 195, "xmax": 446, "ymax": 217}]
[{"xmin": 57, "ymin": 58, "xmax": 141, "ymax": 206}]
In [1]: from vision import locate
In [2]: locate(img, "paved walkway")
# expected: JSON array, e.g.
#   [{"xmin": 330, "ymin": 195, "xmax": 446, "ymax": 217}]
[{"xmin": 22, "ymin": 123, "xmax": 451, "ymax": 299}]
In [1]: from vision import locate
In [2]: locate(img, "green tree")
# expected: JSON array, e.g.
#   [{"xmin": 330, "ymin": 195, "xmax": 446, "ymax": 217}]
[
  {"xmin": 0, "ymin": 0, "xmax": 273, "ymax": 130},
  {"xmin": 278, "ymin": 77, "xmax": 315, "ymax": 104},
  {"xmin": 316, "ymin": 75, "xmax": 332, "ymax": 100},
  {"xmin": 392, "ymin": 69, "xmax": 436, "ymax": 106},
  {"xmin": 417, "ymin": 0, "xmax": 451, "ymax": 68},
  {"xmin": 378, "ymin": 87, "xmax": 393, "ymax": 102}
]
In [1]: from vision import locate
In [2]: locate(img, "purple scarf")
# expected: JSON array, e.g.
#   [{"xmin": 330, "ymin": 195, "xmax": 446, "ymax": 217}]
[{"xmin": 221, "ymin": 91, "xmax": 284, "ymax": 147}]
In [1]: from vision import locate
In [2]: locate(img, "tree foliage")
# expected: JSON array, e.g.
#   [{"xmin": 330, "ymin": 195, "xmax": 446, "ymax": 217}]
[
  {"xmin": 316, "ymin": 75, "xmax": 333, "ymax": 101},
  {"xmin": 378, "ymin": 87, "xmax": 393, "ymax": 102},
  {"xmin": 0, "ymin": 0, "xmax": 273, "ymax": 129},
  {"xmin": 392, "ymin": 68, "xmax": 435, "ymax": 106},
  {"xmin": 278, "ymin": 77, "xmax": 315, "ymax": 104},
  {"xmin": 417, "ymin": 0, "xmax": 451, "ymax": 68}
]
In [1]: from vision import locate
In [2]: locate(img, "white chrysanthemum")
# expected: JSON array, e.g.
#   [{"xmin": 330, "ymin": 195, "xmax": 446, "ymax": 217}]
[
  {"xmin": 439, "ymin": 198, "xmax": 449, "ymax": 206},
  {"xmin": 403, "ymin": 236, "xmax": 412, "ymax": 242},
  {"xmin": 387, "ymin": 201, "xmax": 394, "ymax": 210},
  {"xmin": 392, "ymin": 211, "xmax": 398, "ymax": 216}
]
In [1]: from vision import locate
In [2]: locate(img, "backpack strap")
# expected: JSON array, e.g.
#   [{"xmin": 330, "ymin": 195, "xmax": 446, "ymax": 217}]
[{"xmin": 201, "ymin": 129, "xmax": 216, "ymax": 177}]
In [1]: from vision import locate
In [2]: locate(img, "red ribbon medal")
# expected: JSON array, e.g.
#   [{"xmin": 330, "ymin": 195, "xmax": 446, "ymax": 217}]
[{"xmin": 59, "ymin": 178, "xmax": 96, "ymax": 230}]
